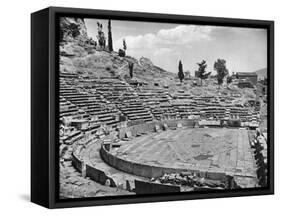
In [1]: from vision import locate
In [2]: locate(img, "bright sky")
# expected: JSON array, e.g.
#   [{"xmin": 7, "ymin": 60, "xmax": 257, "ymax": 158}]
[{"xmin": 85, "ymin": 18, "xmax": 267, "ymax": 74}]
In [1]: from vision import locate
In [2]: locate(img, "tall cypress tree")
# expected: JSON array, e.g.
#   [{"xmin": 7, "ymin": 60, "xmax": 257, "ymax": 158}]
[
  {"xmin": 129, "ymin": 62, "xmax": 134, "ymax": 78},
  {"xmin": 97, "ymin": 22, "xmax": 106, "ymax": 49},
  {"xmin": 108, "ymin": 19, "xmax": 113, "ymax": 52},
  {"xmin": 178, "ymin": 60, "xmax": 184, "ymax": 83}
]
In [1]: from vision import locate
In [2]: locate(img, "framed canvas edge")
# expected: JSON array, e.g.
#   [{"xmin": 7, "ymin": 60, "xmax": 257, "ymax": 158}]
[{"xmin": 42, "ymin": 6, "xmax": 274, "ymax": 209}]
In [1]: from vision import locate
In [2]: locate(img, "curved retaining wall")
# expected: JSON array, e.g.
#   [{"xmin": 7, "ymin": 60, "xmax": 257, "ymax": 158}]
[
  {"xmin": 85, "ymin": 164, "xmax": 116, "ymax": 187},
  {"xmin": 71, "ymin": 120, "xmax": 227, "ymax": 193},
  {"xmin": 100, "ymin": 144, "xmax": 188, "ymax": 179},
  {"xmin": 100, "ymin": 144, "xmax": 226, "ymax": 180},
  {"xmin": 101, "ymin": 120, "xmax": 228, "ymax": 181},
  {"xmin": 71, "ymin": 150, "xmax": 117, "ymax": 187},
  {"xmin": 71, "ymin": 152, "xmax": 83, "ymax": 172}
]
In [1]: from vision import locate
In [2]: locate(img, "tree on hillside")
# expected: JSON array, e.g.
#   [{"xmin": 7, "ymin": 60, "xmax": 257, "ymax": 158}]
[
  {"xmin": 129, "ymin": 62, "xmax": 134, "ymax": 78},
  {"xmin": 214, "ymin": 59, "xmax": 229, "ymax": 87},
  {"xmin": 96, "ymin": 22, "xmax": 106, "ymax": 49},
  {"xmin": 178, "ymin": 60, "xmax": 184, "ymax": 83},
  {"xmin": 123, "ymin": 39, "xmax": 127, "ymax": 51},
  {"xmin": 118, "ymin": 39, "xmax": 127, "ymax": 57},
  {"xmin": 195, "ymin": 60, "xmax": 211, "ymax": 85},
  {"xmin": 107, "ymin": 20, "xmax": 113, "ymax": 52}
]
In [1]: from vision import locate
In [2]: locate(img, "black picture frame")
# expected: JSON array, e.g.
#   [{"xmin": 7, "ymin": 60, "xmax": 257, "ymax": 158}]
[{"xmin": 31, "ymin": 6, "xmax": 274, "ymax": 209}]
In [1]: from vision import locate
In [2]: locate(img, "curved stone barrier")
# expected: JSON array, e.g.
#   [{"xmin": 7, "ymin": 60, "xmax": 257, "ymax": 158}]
[
  {"xmin": 100, "ymin": 143, "xmax": 184, "ymax": 178},
  {"xmin": 71, "ymin": 145, "xmax": 118, "ymax": 187},
  {"xmin": 71, "ymin": 120, "xmax": 237, "ymax": 192},
  {"xmin": 68, "ymin": 119, "xmax": 259, "ymax": 191},
  {"xmin": 100, "ymin": 142, "xmax": 226, "ymax": 180},
  {"xmin": 161, "ymin": 119, "xmax": 196, "ymax": 128},
  {"xmin": 71, "ymin": 151, "xmax": 83, "ymax": 173},
  {"xmin": 85, "ymin": 164, "xmax": 116, "ymax": 187},
  {"xmin": 100, "ymin": 120, "xmax": 230, "ymax": 180}
]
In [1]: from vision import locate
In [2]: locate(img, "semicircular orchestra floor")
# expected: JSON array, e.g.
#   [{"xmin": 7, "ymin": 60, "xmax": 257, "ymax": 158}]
[{"xmin": 110, "ymin": 128, "xmax": 257, "ymax": 177}]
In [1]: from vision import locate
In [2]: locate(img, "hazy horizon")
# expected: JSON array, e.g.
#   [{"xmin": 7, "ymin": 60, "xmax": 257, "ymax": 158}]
[{"xmin": 85, "ymin": 18, "xmax": 267, "ymax": 75}]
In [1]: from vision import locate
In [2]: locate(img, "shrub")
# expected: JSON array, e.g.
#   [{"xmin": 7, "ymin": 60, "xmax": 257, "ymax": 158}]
[
  {"xmin": 118, "ymin": 49, "xmax": 126, "ymax": 57},
  {"xmin": 105, "ymin": 64, "xmax": 116, "ymax": 76},
  {"xmin": 105, "ymin": 65, "xmax": 112, "ymax": 71}
]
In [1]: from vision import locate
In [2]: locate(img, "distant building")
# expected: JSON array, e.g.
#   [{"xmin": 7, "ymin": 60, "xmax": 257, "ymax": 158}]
[
  {"xmin": 237, "ymin": 80, "xmax": 254, "ymax": 88},
  {"xmin": 236, "ymin": 72, "xmax": 258, "ymax": 86}
]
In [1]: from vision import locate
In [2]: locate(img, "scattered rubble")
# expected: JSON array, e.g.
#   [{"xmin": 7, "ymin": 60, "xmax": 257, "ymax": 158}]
[{"xmin": 151, "ymin": 172, "xmax": 226, "ymax": 190}]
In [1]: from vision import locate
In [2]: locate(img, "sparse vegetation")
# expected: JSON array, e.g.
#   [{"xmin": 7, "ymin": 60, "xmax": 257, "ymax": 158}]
[
  {"xmin": 105, "ymin": 64, "xmax": 116, "ymax": 76},
  {"xmin": 118, "ymin": 39, "xmax": 127, "ymax": 57},
  {"xmin": 123, "ymin": 39, "xmax": 127, "ymax": 51},
  {"xmin": 195, "ymin": 60, "xmax": 211, "ymax": 86},
  {"xmin": 214, "ymin": 59, "xmax": 229, "ymax": 87},
  {"xmin": 96, "ymin": 22, "xmax": 106, "ymax": 49},
  {"xmin": 227, "ymin": 76, "xmax": 233, "ymax": 85},
  {"xmin": 178, "ymin": 60, "xmax": 184, "ymax": 83},
  {"xmin": 129, "ymin": 62, "xmax": 134, "ymax": 78},
  {"xmin": 69, "ymin": 23, "xmax": 80, "ymax": 38},
  {"xmin": 108, "ymin": 20, "xmax": 113, "ymax": 52},
  {"xmin": 118, "ymin": 49, "xmax": 126, "ymax": 57}
]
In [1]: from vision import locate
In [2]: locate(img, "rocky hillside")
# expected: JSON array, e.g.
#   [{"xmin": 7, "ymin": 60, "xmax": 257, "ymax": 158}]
[
  {"xmin": 253, "ymin": 68, "xmax": 267, "ymax": 78},
  {"xmin": 59, "ymin": 17, "xmax": 175, "ymax": 86},
  {"xmin": 59, "ymin": 17, "xmax": 259, "ymax": 99},
  {"xmin": 60, "ymin": 17, "xmax": 88, "ymax": 42}
]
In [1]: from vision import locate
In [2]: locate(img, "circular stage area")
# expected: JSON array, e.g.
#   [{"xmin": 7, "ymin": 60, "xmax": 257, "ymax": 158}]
[{"xmin": 104, "ymin": 127, "xmax": 257, "ymax": 181}]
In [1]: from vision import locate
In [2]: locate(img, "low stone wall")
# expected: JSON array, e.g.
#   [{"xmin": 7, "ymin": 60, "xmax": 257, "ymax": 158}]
[
  {"xmin": 118, "ymin": 122, "xmax": 156, "ymax": 138},
  {"xmin": 101, "ymin": 123, "xmax": 231, "ymax": 181},
  {"xmin": 101, "ymin": 144, "xmax": 217, "ymax": 179},
  {"xmin": 71, "ymin": 152, "xmax": 83, "ymax": 172},
  {"xmin": 71, "ymin": 120, "xmax": 230, "ymax": 192},
  {"xmin": 71, "ymin": 147, "xmax": 118, "ymax": 187},
  {"xmin": 161, "ymin": 119, "xmax": 196, "ymax": 128},
  {"xmin": 85, "ymin": 164, "xmax": 116, "ymax": 187}
]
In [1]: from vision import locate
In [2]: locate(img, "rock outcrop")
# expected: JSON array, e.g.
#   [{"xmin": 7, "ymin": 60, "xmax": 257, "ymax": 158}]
[
  {"xmin": 59, "ymin": 17, "xmax": 174, "ymax": 84},
  {"xmin": 139, "ymin": 57, "xmax": 168, "ymax": 74},
  {"xmin": 60, "ymin": 17, "xmax": 88, "ymax": 42}
]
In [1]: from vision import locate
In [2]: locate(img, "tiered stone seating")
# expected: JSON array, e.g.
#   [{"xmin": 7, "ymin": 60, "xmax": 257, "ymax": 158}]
[
  {"xmin": 137, "ymin": 87, "xmax": 171, "ymax": 103},
  {"xmin": 119, "ymin": 101, "xmax": 153, "ymax": 122},
  {"xmin": 60, "ymin": 127, "xmax": 84, "ymax": 145},
  {"xmin": 60, "ymin": 72, "xmax": 79, "ymax": 79},
  {"xmin": 137, "ymin": 87, "xmax": 177, "ymax": 120},
  {"xmin": 150, "ymin": 103, "xmax": 178, "ymax": 120},
  {"xmin": 173, "ymin": 91, "xmax": 193, "ymax": 100},
  {"xmin": 80, "ymin": 78, "xmax": 154, "ymax": 124},
  {"xmin": 198, "ymin": 106, "xmax": 227, "ymax": 119},
  {"xmin": 170, "ymin": 94, "xmax": 259, "ymax": 125},
  {"xmin": 171, "ymin": 101, "xmax": 196, "ymax": 119},
  {"xmin": 58, "ymin": 70, "xmax": 264, "ymax": 194},
  {"xmin": 60, "ymin": 75, "xmax": 261, "ymax": 129},
  {"xmin": 60, "ymin": 83, "xmax": 120, "ymax": 128},
  {"xmin": 228, "ymin": 107, "xmax": 251, "ymax": 121},
  {"xmin": 59, "ymin": 96, "xmax": 85, "ymax": 118}
]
